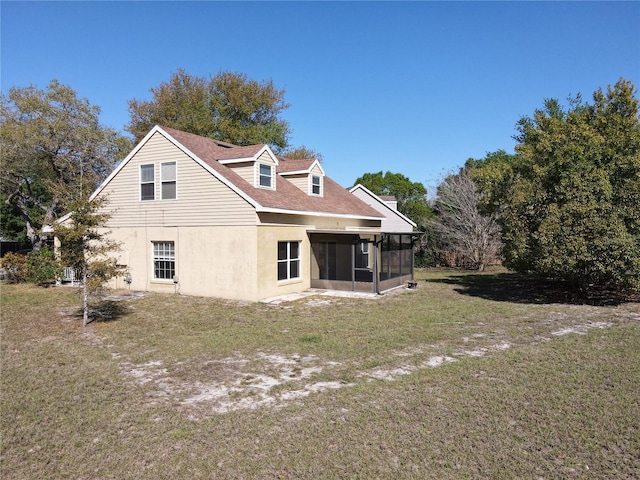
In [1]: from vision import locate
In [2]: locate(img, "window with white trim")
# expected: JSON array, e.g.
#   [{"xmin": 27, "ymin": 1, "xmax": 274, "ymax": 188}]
[
  {"xmin": 311, "ymin": 175, "xmax": 322, "ymax": 195},
  {"xmin": 277, "ymin": 241, "xmax": 300, "ymax": 281},
  {"xmin": 259, "ymin": 163, "xmax": 272, "ymax": 188},
  {"xmin": 153, "ymin": 241, "xmax": 175, "ymax": 280},
  {"xmin": 140, "ymin": 164, "xmax": 155, "ymax": 201},
  {"xmin": 161, "ymin": 162, "xmax": 176, "ymax": 199}
]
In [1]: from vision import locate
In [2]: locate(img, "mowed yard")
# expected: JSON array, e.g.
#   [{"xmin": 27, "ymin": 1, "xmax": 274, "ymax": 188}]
[{"xmin": 1, "ymin": 269, "xmax": 639, "ymax": 479}]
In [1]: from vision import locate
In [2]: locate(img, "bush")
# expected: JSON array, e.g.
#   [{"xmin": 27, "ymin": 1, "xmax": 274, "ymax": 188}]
[
  {"xmin": 26, "ymin": 248, "xmax": 61, "ymax": 285},
  {"xmin": 0, "ymin": 252, "xmax": 28, "ymax": 283}
]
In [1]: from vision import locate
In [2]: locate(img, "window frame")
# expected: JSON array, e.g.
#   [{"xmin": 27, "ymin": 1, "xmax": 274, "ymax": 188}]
[
  {"xmin": 258, "ymin": 163, "xmax": 273, "ymax": 188},
  {"xmin": 152, "ymin": 241, "xmax": 175, "ymax": 281},
  {"xmin": 310, "ymin": 175, "xmax": 322, "ymax": 196},
  {"xmin": 140, "ymin": 164, "xmax": 155, "ymax": 201},
  {"xmin": 277, "ymin": 241, "xmax": 301, "ymax": 282},
  {"xmin": 161, "ymin": 161, "xmax": 177, "ymax": 200}
]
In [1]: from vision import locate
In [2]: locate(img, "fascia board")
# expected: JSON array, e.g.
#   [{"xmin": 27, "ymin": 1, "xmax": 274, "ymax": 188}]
[
  {"xmin": 91, "ymin": 125, "xmax": 262, "ymax": 210},
  {"xmin": 279, "ymin": 159, "xmax": 325, "ymax": 177},
  {"xmin": 154, "ymin": 127, "xmax": 262, "ymax": 209},
  {"xmin": 349, "ymin": 184, "xmax": 417, "ymax": 227},
  {"xmin": 310, "ymin": 159, "xmax": 325, "ymax": 176},
  {"xmin": 89, "ymin": 126, "xmax": 163, "ymax": 200},
  {"xmin": 218, "ymin": 145, "xmax": 279, "ymax": 165},
  {"xmin": 256, "ymin": 206, "xmax": 383, "ymax": 221},
  {"xmin": 218, "ymin": 157, "xmax": 256, "ymax": 165}
]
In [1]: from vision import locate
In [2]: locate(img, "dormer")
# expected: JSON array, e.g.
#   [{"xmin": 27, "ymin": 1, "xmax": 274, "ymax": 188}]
[
  {"xmin": 218, "ymin": 145, "xmax": 278, "ymax": 190},
  {"xmin": 278, "ymin": 159, "xmax": 325, "ymax": 197}
]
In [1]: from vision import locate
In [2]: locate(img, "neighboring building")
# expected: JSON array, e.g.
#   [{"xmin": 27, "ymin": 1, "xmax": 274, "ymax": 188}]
[
  {"xmin": 75, "ymin": 125, "xmax": 416, "ymax": 301},
  {"xmin": 348, "ymin": 184, "xmax": 417, "ymax": 233},
  {"xmin": 349, "ymin": 184, "xmax": 419, "ymax": 287}
]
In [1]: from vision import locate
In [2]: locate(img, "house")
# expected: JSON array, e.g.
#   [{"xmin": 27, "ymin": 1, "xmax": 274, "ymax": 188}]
[
  {"xmin": 348, "ymin": 184, "xmax": 417, "ymax": 233},
  {"xmin": 83, "ymin": 125, "xmax": 416, "ymax": 301}
]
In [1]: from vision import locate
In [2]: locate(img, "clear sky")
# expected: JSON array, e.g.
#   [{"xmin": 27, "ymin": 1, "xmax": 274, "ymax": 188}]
[{"xmin": 2, "ymin": 1, "xmax": 639, "ymax": 191}]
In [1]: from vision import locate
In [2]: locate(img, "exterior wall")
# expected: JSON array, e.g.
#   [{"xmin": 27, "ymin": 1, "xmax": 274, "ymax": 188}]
[
  {"xmin": 226, "ymin": 162, "xmax": 255, "ymax": 185},
  {"xmin": 98, "ymin": 132, "xmax": 257, "ymax": 228},
  {"xmin": 256, "ymin": 224, "xmax": 311, "ymax": 299},
  {"xmin": 284, "ymin": 174, "xmax": 309, "ymax": 194},
  {"xmin": 257, "ymin": 213, "xmax": 380, "ymax": 232},
  {"xmin": 90, "ymin": 131, "xmax": 386, "ymax": 301},
  {"xmin": 350, "ymin": 188, "xmax": 415, "ymax": 233},
  {"xmin": 310, "ymin": 164, "xmax": 323, "ymax": 176},
  {"xmin": 106, "ymin": 225, "xmax": 259, "ymax": 301}
]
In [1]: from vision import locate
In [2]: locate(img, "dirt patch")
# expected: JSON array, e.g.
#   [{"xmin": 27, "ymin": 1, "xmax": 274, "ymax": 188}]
[{"xmin": 117, "ymin": 318, "xmax": 628, "ymax": 418}]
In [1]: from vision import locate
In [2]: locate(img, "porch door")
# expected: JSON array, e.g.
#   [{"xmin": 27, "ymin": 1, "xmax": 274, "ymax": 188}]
[{"xmin": 318, "ymin": 241, "xmax": 337, "ymax": 280}]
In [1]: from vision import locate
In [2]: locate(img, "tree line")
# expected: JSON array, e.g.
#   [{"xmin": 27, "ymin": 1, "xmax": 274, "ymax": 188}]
[{"xmin": 1, "ymin": 72, "xmax": 638, "ymax": 297}]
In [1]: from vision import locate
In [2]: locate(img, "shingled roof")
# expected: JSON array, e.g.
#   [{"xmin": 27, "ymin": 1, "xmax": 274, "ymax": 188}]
[{"xmin": 159, "ymin": 126, "xmax": 383, "ymax": 219}]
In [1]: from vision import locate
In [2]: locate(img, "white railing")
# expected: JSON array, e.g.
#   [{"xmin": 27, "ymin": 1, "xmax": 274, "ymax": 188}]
[{"xmin": 62, "ymin": 267, "xmax": 81, "ymax": 285}]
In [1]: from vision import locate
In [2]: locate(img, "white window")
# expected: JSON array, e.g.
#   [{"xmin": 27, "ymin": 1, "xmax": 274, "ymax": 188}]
[
  {"xmin": 278, "ymin": 241, "xmax": 300, "ymax": 281},
  {"xmin": 311, "ymin": 175, "xmax": 322, "ymax": 195},
  {"xmin": 161, "ymin": 162, "xmax": 176, "ymax": 199},
  {"xmin": 140, "ymin": 164, "xmax": 155, "ymax": 201},
  {"xmin": 153, "ymin": 241, "xmax": 175, "ymax": 280},
  {"xmin": 259, "ymin": 163, "xmax": 272, "ymax": 188}
]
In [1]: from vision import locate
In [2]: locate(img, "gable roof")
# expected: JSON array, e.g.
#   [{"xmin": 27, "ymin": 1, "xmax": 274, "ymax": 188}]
[
  {"xmin": 93, "ymin": 126, "xmax": 383, "ymax": 221},
  {"xmin": 349, "ymin": 184, "xmax": 417, "ymax": 228},
  {"xmin": 277, "ymin": 158, "xmax": 325, "ymax": 177}
]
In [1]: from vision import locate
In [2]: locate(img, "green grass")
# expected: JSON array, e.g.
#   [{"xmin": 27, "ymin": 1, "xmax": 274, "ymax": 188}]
[{"xmin": 1, "ymin": 270, "xmax": 639, "ymax": 479}]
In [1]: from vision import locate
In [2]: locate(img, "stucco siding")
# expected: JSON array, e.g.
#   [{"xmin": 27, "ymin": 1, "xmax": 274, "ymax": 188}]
[
  {"xmin": 256, "ymin": 224, "xmax": 311, "ymax": 299},
  {"xmin": 106, "ymin": 225, "xmax": 260, "ymax": 300},
  {"xmin": 98, "ymin": 132, "xmax": 257, "ymax": 228}
]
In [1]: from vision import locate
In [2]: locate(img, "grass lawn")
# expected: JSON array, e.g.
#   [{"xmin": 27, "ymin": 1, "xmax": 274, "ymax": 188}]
[{"xmin": 1, "ymin": 269, "xmax": 639, "ymax": 479}]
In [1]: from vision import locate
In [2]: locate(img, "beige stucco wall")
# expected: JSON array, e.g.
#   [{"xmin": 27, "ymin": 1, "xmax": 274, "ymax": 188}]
[
  {"xmin": 106, "ymin": 225, "xmax": 260, "ymax": 300},
  {"xmin": 256, "ymin": 224, "xmax": 311, "ymax": 299}
]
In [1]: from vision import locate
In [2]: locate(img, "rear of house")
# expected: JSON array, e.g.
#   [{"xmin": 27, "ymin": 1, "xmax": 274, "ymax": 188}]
[{"xmin": 84, "ymin": 126, "xmax": 415, "ymax": 301}]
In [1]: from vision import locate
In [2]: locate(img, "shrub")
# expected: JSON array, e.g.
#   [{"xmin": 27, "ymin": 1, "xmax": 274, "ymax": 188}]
[
  {"xmin": 26, "ymin": 248, "xmax": 61, "ymax": 285},
  {"xmin": 0, "ymin": 252, "xmax": 28, "ymax": 283}
]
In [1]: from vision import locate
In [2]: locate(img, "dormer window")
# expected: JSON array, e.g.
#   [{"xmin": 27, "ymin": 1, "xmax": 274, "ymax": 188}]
[
  {"xmin": 311, "ymin": 175, "xmax": 322, "ymax": 196},
  {"xmin": 259, "ymin": 163, "xmax": 272, "ymax": 188}
]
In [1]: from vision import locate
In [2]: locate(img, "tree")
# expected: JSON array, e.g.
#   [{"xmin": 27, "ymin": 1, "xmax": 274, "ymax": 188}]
[
  {"xmin": 280, "ymin": 145, "xmax": 324, "ymax": 162},
  {"xmin": 501, "ymin": 79, "xmax": 640, "ymax": 292},
  {"xmin": 127, "ymin": 69, "xmax": 291, "ymax": 151},
  {"xmin": 352, "ymin": 171, "xmax": 433, "ymax": 230},
  {"xmin": 54, "ymin": 195, "xmax": 123, "ymax": 326},
  {"xmin": 430, "ymin": 168, "xmax": 502, "ymax": 271},
  {"xmin": 465, "ymin": 149, "xmax": 519, "ymax": 215},
  {"xmin": 0, "ymin": 80, "xmax": 131, "ymax": 249}
]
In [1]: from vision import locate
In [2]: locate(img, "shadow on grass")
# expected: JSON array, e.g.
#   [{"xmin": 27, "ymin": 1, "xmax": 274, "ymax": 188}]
[
  {"xmin": 75, "ymin": 300, "xmax": 131, "ymax": 323},
  {"xmin": 424, "ymin": 272, "xmax": 637, "ymax": 306}
]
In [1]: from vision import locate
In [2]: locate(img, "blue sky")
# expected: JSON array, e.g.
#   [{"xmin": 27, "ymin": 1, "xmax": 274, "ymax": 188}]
[{"xmin": 2, "ymin": 1, "xmax": 639, "ymax": 191}]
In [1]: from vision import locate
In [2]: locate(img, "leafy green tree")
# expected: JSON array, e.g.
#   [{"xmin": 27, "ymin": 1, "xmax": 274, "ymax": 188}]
[
  {"xmin": 465, "ymin": 149, "xmax": 519, "ymax": 215},
  {"xmin": 127, "ymin": 69, "xmax": 292, "ymax": 151},
  {"xmin": 55, "ymin": 195, "xmax": 124, "ymax": 326},
  {"xmin": 352, "ymin": 171, "xmax": 433, "ymax": 230},
  {"xmin": 502, "ymin": 79, "xmax": 640, "ymax": 292},
  {"xmin": 0, "ymin": 80, "xmax": 131, "ymax": 249}
]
